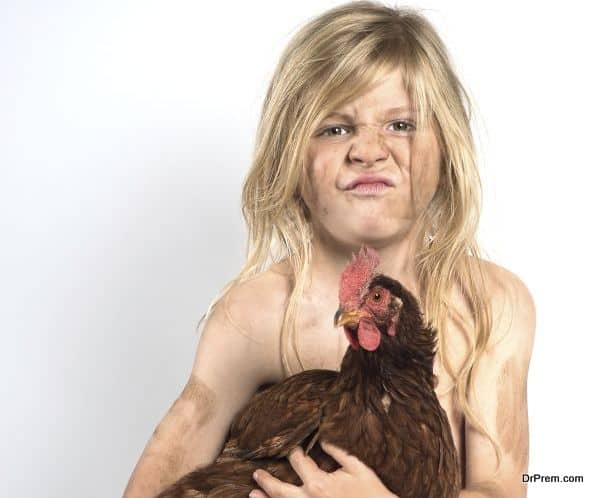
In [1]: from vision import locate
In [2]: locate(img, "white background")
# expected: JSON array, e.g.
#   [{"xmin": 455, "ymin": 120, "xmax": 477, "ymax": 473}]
[{"xmin": 1, "ymin": 1, "xmax": 598, "ymax": 496}]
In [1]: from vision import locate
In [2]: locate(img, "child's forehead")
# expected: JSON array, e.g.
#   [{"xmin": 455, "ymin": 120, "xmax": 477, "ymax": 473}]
[
  {"xmin": 322, "ymin": 104, "xmax": 416, "ymax": 123},
  {"xmin": 321, "ymin": 72, "xmax": 415, "ymax": 118}
]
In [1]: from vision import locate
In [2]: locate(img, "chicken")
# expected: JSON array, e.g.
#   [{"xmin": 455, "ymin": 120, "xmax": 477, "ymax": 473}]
[{"xmin": 156, "ymin": 245, "xmax": 460, "ymax": 498}]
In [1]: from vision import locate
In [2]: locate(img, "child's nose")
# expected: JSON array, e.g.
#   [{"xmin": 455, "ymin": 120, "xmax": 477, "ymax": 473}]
[{"xmin": 348, "ymin": 126, "xmax": 389, "ymax": 166}]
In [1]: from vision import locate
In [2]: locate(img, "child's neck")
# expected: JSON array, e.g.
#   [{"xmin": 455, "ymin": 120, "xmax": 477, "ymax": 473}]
[{"xmin": 309, "ymin": 231, "xmax": 421, "ymax": 297}]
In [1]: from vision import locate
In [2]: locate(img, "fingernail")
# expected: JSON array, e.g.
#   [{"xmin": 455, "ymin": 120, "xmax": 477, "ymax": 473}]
[
  {"xmin": 253, "ymin": 470, "xmax": 260, "ymax": 480},
  {"xmin": 249, "ymin": 491, "xmax": 260, "ymax": 498}
]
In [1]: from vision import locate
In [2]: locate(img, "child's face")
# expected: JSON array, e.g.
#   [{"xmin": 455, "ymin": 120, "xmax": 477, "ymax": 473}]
[{"xmin": 302, "ymin": 67, "xmax": 441, "ymax": 248}]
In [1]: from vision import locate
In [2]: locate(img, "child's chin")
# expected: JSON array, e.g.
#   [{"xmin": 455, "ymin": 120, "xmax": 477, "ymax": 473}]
[
  {"xmin": 354, "ymin": 225, "xmax": 399, "ymax": 240},
  {"xmin": 348, "ymin": 225, "xmax": 413, "ymax": 247}
]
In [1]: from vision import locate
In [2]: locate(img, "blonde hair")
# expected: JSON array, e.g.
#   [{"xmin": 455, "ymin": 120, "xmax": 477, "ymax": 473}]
[{"xmin": 198, "ymin": 0, "xmax": 501, "ymax": 473}]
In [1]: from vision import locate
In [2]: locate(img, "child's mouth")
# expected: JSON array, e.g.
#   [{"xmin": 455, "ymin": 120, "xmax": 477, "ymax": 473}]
[{"xmin": 348, "ymin": 182, "xmax": 390, "ymax": 195}]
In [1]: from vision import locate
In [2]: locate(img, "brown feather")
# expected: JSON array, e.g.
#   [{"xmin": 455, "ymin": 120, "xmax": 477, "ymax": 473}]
[{"xmin": 156, "ymin": 253, "xmax": 460, "ymax": 498}]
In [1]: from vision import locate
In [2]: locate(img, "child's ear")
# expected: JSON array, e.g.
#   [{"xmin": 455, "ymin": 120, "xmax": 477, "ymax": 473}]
[
  {"xmin": 296, "ymin": 161, "xmax": 313, "ymax": 219},
  {"xmin": 296, "ymin": 168, "xmax": 309, "ymax": 203},
  {"xmin": 296, "ymin": 191, "xmax": 311, "ymax": 221},
  {"xmin": 294, "ymin": 181, "xmax": 311, "ymax": 220}
]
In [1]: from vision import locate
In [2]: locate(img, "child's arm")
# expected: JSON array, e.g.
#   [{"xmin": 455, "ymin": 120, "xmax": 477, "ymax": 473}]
[
  {"xmin": 123, "ymin": 275, "xmax": 285, "ymax": 498},
  {"xmin": 461, "ymin": 267, "xmax": 536, "ymax": 497}
]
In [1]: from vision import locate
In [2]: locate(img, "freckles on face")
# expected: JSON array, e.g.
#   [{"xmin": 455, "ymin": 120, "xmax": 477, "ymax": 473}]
[
  {"xmin": 302, "ymin": 145, "xmax": 340, "ymax": 221},
  {"xmin": 403, "ymin": 128, "xmax": 442, "ymax": 213},
  {"xmin": 300, "ymin": 69, "xmax": 442, "ymax": 243},
  {"xmin": 303, "ymin": 129, "xmax": 441, "ymax": 242}
]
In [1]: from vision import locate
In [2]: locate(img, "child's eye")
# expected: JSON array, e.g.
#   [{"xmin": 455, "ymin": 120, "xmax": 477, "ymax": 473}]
[
  {"xmin": 389, "ymin": 120, "xmax": 415, "ymax": 132},
  {"xmin": 321, "ymin": 125, "xmax": 351, "ymax": 137},
  {"xmin": 318, "ymin": 121, "xmax": 415, "ymax": 137}
]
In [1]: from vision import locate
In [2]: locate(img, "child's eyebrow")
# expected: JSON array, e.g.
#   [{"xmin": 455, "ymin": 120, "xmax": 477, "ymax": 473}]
[{"xmin": 323, "ymin": 106, "xmax": 416, "ymax": 121}]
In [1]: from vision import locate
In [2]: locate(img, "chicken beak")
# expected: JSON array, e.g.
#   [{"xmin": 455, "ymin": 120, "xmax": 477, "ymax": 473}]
[{"xmin": 334, "ymin": 308, "xmax": 363, "ymax": 328}]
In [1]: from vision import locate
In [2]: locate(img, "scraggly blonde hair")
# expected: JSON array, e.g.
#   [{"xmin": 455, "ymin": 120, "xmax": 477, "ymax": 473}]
[{"xmin": 198, "ymin": 0, "xmax": 501, "ymax": 472}]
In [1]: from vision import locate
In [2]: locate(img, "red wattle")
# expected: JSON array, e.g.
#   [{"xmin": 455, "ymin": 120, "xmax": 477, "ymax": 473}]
[{"xmin": 358, "ymin": 320, "xmax": 381, "ymax": 351}]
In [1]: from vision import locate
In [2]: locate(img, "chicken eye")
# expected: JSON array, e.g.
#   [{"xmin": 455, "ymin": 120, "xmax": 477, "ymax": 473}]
[{"xmin": 373, "ymin": 291, "xmax": 381, "ymax": 301}]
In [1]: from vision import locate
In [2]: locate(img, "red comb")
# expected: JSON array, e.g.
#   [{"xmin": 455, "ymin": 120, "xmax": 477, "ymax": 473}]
[{"xmin": 339, "ymin": 245, "xmax": 380, "ymax": 305}]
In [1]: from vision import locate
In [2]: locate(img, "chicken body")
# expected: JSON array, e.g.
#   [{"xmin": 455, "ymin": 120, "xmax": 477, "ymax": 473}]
[{"xmin": 156, "ymin": 248, "xmax": 460, "ymax": 498}]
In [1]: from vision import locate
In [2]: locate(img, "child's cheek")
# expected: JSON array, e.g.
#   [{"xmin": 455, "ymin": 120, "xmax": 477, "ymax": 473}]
[{"xmin": 304, "ymin": 159, "xmax": 337, "ymax": 213}]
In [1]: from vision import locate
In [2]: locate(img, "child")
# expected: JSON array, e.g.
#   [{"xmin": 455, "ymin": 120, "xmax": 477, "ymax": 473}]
[{"xmin": 124, "ymin": 2, "xmax": 535, "ymax": 497}]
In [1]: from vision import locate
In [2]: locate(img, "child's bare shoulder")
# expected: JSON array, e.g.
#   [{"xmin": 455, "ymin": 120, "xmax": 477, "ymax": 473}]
[
  {"xmin": 220, "ymin": 259, "xmax": 292, "ymax": 348},
  {"xmin": 479, "ymin": 259, "xmax": 535, "ymax": 312},
  {"xmin": 478, "ymin": 258, "xmax": 536, "ymax": 349}
]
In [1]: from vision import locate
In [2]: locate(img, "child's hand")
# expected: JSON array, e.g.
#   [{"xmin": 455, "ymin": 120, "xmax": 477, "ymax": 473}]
[{"xmin": 249, "ymin": 441, "xmax": 398, "ymax": 498}]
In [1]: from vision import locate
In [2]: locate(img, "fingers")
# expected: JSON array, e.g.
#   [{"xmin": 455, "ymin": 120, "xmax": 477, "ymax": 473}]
[
  {"xmin": 287, "ymin": 446, "xmax": 321, "ymax": 482},
  {"xmin": 320, "ymin": 440, "xmax": 367, "ymax": 475},
  {"xmin": 249, "ymin": 489, "xmax": 269, "ymax": 498},
  {"xmin": 253, "ymin": 468, "xmax": 301, "ymax": 498}
]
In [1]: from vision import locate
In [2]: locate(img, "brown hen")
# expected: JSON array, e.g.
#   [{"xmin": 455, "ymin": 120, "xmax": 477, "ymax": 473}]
[{"xmin": 156, "ymin": 245, "xmax": 460, "ymax": 498}]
